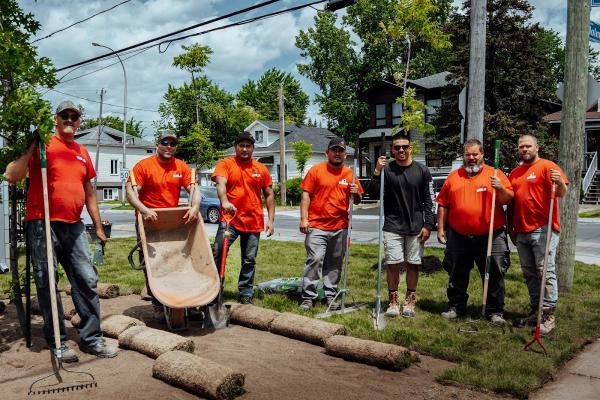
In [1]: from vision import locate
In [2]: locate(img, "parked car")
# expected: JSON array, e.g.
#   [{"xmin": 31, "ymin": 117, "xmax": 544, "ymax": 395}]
[
  {"xmin": 430, "ymin": 175, "xmax": 447, "ymax": 230},
  {"xmin": 199, "ymin": 186, "xmax": 221, "ymax": 224}
]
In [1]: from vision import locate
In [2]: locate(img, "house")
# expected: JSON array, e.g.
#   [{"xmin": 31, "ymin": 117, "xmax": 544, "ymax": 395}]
[
  {"xmin": 219, "ymin": 120, "xmax": 355, "ymax": 182},
  {"xmin": 357, "ymin": 71, "xmax": 459, "ymax": 178},
  {"xmin": 75, "ymin": 126, "xmax": 156, "ymax": 200}
]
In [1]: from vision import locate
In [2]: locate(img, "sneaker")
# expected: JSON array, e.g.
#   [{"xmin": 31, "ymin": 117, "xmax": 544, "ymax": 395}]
[
  {"xmin": 441, "ymin": 307, "xmax": 460, "ymax": 321},
  {"xmin": 385, "ymin": 291, "xmax": 400, "ymax": 318},
  {"xmin": 402, "ymin": 292, "xmax": 417, "ymax": 318},
  {"xmin": 325, "ymin": 297, "xmax": 341, "ymax": 311},
  {"xmin": 299, "ymin": 299, "xmax": 313, "ymax": 311},
  {"xmin": 489, "ymin": 313, "xmax": 506, "ymax": 325},
  {"xmin": 540, "ymin": 314, "xmax": 556, "ymax": 336},
  {"xmin": 81, "ymin": 340, "xmax": 119, "ymax": 358},
  {"xmin": 52, "ymin": 344, "xmax": 79, "ymax": 363},
  {"xmin": 239, "ymin": 296, "xmax": 254, "ymax": 305},
  {"xmin": 153, "ymin": 306, "xmax": 165, "ymax": 323}
]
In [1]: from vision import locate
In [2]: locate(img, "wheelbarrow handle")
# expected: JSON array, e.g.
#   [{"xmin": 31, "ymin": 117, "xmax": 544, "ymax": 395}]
[{"xmin": 127, "ymin": 240, "xmax": 145, "ymax": 270}]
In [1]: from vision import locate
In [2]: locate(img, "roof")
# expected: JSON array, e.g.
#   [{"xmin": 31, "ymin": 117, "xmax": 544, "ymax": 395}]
[
  {"xmin": 359, "ymin": 127, "xmax": 404, "ymax": 139},
  {"xmin": 75, "ymin": 126, "xmax": 155, "ymax": 148},
  {"xmin": 543, "ymin": 110, "xmax": 600, "ymax": 123},
  {"xmin": 406, "ymin": 71, "xmax": 453, "ymax": 89}
]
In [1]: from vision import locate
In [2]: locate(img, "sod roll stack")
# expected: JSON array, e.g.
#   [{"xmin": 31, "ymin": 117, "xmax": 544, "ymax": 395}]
[
  {"xmin": 118, "ymin": 326, "xmax": 194, "ymax": 358},
  {"xmin": 324, "ymin": 335, "xmax": 419, "ymax": 371},
  {"xmin": 229, "ymin": 304, "xmax": 281, "ymax": 331},
  {"xmin": 153, "ymin": 351, "xmax": 245, "ymax": 400},
  {"xmin": 269, "ymin": 312, "xmax": 346, "ymax": 346},
  {"xmin": 66, "ymin": 283, "xmax": 120, "ymax": 299},
  {"xmin": 101, "ymin": 314, "xmax": 146, "ymax": 338}
]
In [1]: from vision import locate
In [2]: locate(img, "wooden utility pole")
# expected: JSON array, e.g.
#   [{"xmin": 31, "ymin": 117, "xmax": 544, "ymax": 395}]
[
  {"xmin": 557, "ymin": 0, "xmax": 590, "ymax": 292},
  {"xmin": 93, "ymin": 88, "xmax": 104, "ymax": 191},
  {"xmin": 278, "ymin": 84, "xmax": 286, "ymax": 206},
  {"xmin": 466, "ymin": 0, "xmax": 486, "ymax": 141}
]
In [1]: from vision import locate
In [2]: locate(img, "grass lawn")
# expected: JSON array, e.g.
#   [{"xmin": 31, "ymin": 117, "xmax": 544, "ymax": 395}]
[
  {"xmin": 2, "ymin": 238, "xmax": 599, "ymax": 398},
  {"xmin": 579, "ymin": 209, "xmax": 600, "ymax": 218},
  {"xmin": 110, "ymin": 204, "xmax": 135, "ymax": 210}
]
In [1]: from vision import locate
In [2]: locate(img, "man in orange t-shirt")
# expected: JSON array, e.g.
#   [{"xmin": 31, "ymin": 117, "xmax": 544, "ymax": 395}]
[
  {"xmin": 298, "ymin": 137, "xmax": 363, "ymax": 310},
  {"xmin": 126, "ymin": 130, "xmax": 199, "ymax": 320},
  {"xmin": 436, "ymin": 138, "xmax": 513, "ymax": 323},
  {"xmin": 211, "ymin": 132, "xmax": 275, "ymax": 304},
  {"xmin": 509, "ymin": 134, "xmax": 568, "ymax": 335},
  {"xmin": 4, "ymin": 100, "xmax": 117, "ymax": 360}
]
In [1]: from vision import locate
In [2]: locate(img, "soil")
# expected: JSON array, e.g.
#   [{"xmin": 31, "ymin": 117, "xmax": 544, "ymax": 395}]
[{"xmin": 0, "ymin": 295, "xmax": 515, "ymax": 400}]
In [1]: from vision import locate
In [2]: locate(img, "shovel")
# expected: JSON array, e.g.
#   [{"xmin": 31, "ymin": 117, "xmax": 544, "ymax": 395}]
[{"xmin": 372, "ymin": 133, "xmax": 387, "ymax": 331}]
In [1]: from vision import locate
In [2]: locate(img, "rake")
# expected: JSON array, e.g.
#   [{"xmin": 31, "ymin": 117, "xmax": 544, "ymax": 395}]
[
  {"xmin": 28, "ymin": 144, "xmax": 97, "ymax": 396},
  {"xmin": 371, "ymin": 133, "xmax": 387, "ymax": 331}
]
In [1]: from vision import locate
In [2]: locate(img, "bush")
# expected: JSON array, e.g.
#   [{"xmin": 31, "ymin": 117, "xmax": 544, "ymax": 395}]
[{"xmin": 286, "ymin": 177, "xmax": 303, "ymax": 204}]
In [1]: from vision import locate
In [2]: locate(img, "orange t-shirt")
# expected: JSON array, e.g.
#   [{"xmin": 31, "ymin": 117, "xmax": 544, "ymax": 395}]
[
  {"xmin": 130, "ymin": 156, "xmax": 192, "ymax": 208},
  {"xmin": 211, "ymin": 157, "xmax": 272, "ymax": 232},
  {"xmin": 436, "ymin": 165, "xmax": 512, "ymax": 236},
  {"xmin": 26, "ymin": 135, "xmax": 96, "ymax": 222},
  {"xmin": 301, "ymin": 162, "xmax": 364, "ymax": 231},
  {"xmin": 509, "ymin": 158, "xmax": 569, "ymax": 233}
]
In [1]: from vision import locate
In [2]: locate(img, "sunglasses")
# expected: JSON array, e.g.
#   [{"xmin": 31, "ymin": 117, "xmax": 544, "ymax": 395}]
[
  {"xmin": 159, "ymin": 139, "xmax": 177, "ymax": 147},
  {"xmin": 58, "ymin": 112, "xmax": 80, "ymax": 122},
  {"xmin": 393, "ymin": 144, "xmax": 410, "ymax": 150}
]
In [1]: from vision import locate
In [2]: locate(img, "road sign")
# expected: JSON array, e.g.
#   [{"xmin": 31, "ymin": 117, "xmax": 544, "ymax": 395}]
[
  {"xmin": 593, "ymin": 0, "xmax": 600, "ymax": 7},
  {"xmin": 592, "ymin": 21, "xmax": 600, "ymax": 43},
  {"xmin": 120, "ymin": 170, "xmax": 129, "ymax": 181}
]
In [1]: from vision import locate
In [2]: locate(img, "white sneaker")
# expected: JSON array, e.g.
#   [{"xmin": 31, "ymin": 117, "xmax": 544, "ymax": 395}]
[{"xmin": 385, "ymin": 291, "xmax": 400, "ymax": 317}]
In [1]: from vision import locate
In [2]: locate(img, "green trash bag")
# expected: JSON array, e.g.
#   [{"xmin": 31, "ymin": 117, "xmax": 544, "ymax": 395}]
[{"xmin": 255, "ymin": 277, "xmax": 325, "ymax": 300}]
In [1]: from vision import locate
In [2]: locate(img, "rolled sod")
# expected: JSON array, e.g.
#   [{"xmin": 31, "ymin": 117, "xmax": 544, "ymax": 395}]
[
  {"xmin": 324, "ymin": 335, "xmax": 419, "ymax": 371},
  {"xmin": 30, "ymin": 296, "xmax": 75, "ymax": 319},
  {"xmin": 70, "ymin": 313, "xmax": 81, "ymax": 328},
  {"xmin": 229, "ymin": 304, "xmax": 280, "ymax": 331},
  {"xmin": 101, "ymin": 314, "xmax": 146, "ymax": 338},
  {"xmin": 153, "ymin": 351, "xmax": 245, "ymax": 400},
  {"xmin": 66, "ymin": 283, "xmax": 120, "ymax": 299},
  {"xmin": 118, "ymin": 325, "xmax": 194, "ymax": 359},
  {"xmin": 269, "ymin": 312, "xmax": 346, "ymax": 346}
]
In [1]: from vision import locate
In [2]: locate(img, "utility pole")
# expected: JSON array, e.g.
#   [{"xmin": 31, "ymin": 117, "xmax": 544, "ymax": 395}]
[
  {"xmin": 466, "ymin": 0, "xmax": 486, "ymax": 141},
  {"xmin": 93, "ymin": 88, "xmax": 104, "ymax": 191},
  {"xmin": 556, "ymin": 0, "xmax": 590, "ymax": 292},
  {"xmin": 278, "ymin": 84, "xmax": 286, "ymax": 206}
]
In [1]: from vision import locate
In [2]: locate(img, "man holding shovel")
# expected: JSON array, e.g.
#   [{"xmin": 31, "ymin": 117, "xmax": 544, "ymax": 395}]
[
  {"xmin": 298, "ymin": 137, "xmax": 363, "ymax": 310},
  {"xmin": 509, "ymin": 134, "xmax": 568, "ymax": 335},
  {"xmin": 4, "ymin": 100, "xmax": 118, "ymax": 360},
  {"xmin": 369, "ymin": 133, "xmax": 434, "ymax": 318},
  {"xmin": 126, "ymin": 129, "xmax": 200, "ymax": 321},
  {"xmin": 437, "ymin": 138, "xmax": 512, "ymax": 323}
]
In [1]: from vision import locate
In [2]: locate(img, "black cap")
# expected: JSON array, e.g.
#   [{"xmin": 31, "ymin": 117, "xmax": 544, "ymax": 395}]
[
  {"xmin": 235, "ymin": 131, "xmax": 255, "ymax": 144},
  {"xmin": 327, "ymin": 137, "xmax": 346, "ymax": 150}
]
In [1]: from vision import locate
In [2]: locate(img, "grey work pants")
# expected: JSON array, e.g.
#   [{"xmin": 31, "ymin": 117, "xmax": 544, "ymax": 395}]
[{"xmin": 301, "ymin": 228, "xmax": 347, "ymax": 301}]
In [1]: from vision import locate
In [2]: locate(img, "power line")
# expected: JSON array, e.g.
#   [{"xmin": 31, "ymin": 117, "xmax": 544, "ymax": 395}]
[
  {"xmin": 32, "ymin": 0, "xmax": 132, "ymax": 43},
  {"xmin": 48, "ymin": 88, "xmax": 158, "ymax": 113}
]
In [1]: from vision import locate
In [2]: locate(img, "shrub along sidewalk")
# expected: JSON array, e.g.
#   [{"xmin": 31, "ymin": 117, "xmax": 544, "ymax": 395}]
[{"xmin": 2, "ymin": 237, "xmax": 599, "ymax": 398}]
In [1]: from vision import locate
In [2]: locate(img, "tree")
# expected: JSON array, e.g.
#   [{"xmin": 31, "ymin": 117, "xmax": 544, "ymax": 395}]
[
  {"xmin": 179, "ymin": 124, "xmax": 226, "ymax": 169},
  {"xmin": 0, "ymin": 0, "xmax": 57, "ymax": 171},
  {"xmin": 80, "ymin": 115, "xmax": 143, "ymax": 137},
  {"xmin": 292, "ymin": 141, "xmax": 312, "ymax": 176},
  {"xmin": 237, "ymin": 68, "xmax": 309, "ymax": 123}
]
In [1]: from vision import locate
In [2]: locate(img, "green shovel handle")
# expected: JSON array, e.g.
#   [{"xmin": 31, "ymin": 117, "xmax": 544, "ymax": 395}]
[{"xmin": 493, "ymin": 140, "xmax": 501, "ymax": 169}]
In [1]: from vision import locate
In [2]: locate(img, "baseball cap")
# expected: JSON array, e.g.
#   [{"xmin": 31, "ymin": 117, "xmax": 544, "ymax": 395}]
[
  {"xmin": 327, "ymin": 137, "xmax": 346, "ymax": 150},
  {"xmin": 235, "ymin": 131, "xmax": 255, "ymax": 144},
  {"xmin": 55, "ymin": 100, "xmax": 81, "ymax": 116},
  {"xmin": 157, "ymin": 129, "xmax": 177, "ymax": 142}
]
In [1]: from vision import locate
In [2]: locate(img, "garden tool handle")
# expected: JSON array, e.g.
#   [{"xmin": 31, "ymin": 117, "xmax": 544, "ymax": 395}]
[
  {"xmin": 189, "ymin": 168, "xmax": 196, "ymax": 207},
  {"xmin": 219, "ymin": 209, "xmax": 236, "ymax": 279}
]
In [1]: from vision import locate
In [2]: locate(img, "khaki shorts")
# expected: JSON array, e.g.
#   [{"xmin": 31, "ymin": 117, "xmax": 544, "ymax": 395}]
[{"xmin": 383, "ymin": 231, "xmax": 423, "ymax": 265}]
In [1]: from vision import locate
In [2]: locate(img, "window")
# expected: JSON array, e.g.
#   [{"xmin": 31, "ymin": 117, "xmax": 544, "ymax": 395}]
[
  {"xmin": 426, "ymin": 99, "xmax": 442, "ymax": 122},
  {"xmin": 254, "ymin": 130, "xmax": 264, "ymax": 143},
  {"xmin": 392, "ymin": 103, "xmax": 402, "ymax": 126},
  {"xmin": 146, "ymin": 149, "xmax": 154, "ymax": 154},
  {"xmin": 376, "ymin": 104, "xmax": 386, "ymax": 126},
  {"xmin": 103, "ymin": 188, "xmax": 118, "ymax": 201},
  {"xmin": 110, "ymin": 159, "xmax": 118, "ymax": 175}
]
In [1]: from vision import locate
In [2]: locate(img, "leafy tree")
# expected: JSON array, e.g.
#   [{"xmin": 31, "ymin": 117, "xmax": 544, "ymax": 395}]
[
  {"xmin": 80, "ymin": 115, "xmax": 143, "ymax": 137},
  {"xmin": 179, "ymin": 124, "xmax": 226, "ymax": 169},
  {"xmin": 291, "ymin": 140, "xmax": 312, "ymax": 176},
  {"xmin": 237, "ymin": 68, "xmax": 309, "ymax": 123},
  {"xmin": 0, "ymin": 0, "xmax": 57, "ymax": 171}
]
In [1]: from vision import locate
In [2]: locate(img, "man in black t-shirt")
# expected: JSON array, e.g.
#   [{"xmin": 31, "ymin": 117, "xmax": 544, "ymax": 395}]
[{"xmin": 369, "ymin": 133, "xmax": 435, "ymax": 318}]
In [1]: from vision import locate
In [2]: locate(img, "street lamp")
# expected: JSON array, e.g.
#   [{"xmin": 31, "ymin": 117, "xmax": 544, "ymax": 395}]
[{"xmin": 92, "ymin": 42, "xmax": 128, "ymax": 206}]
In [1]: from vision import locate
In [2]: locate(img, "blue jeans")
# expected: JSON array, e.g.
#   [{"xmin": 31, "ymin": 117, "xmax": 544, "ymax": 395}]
[
  {"xmin": 213, "ymin": 223, "xmax": 260, "ymax": 298},
  {"xmin": 516, "ymin": 227, "xmax": 560, "ymax": 311},
  {"xmin": 27, "ymin": 220, "xmax": 103, "ymax": 348}
]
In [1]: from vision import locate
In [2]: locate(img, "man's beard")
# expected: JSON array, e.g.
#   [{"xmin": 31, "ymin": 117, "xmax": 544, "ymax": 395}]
[
  {"xmin": 329, "ymin": 160, "xmax": 343, "ymax": 167},
  {"xmin": 464, "ymin": 159, "xmax": 483, "ymax": 175}
]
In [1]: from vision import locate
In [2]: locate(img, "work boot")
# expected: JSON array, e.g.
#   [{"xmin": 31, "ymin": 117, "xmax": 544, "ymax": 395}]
[
  {"xmin": 52, "ymin": 344, "xmax": 79, "ymax": 363},
  {"xmin": 385, "ymin": 290, "xmax": 400, "ymax": 317},
  {"xmin": 239, "ymin": 296, "xmax": 254, "ymax": 305},
  {"xmin": 489, "ymin": 313, "xmax": 506, "ymax": 325},
  {"xmin": 441, "ymin": 307, "xmax": 460, "ymax": 321},
  {"xmin": 514, "ymin": 309, "xmax": 537, "ymax": 328},
  {"xmin": 402, "ymin": 291, "xmax": 417, "ymax": 318},
  {"xmin": 540, "ymin": 313, "xmax": 556, "ymax": 336},
  {"xmin": 299, "ymin": 299, "xmax": 313, "ymax": 311},
  {"xmin": 80, "ymin": 340, "xmax": 119, "ymax": 358}
]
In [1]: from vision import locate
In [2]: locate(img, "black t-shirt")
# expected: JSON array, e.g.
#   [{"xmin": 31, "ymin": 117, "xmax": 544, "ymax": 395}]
[{"xmin": 368, "ymin": 161, "xmax": 435, "ymax": 235}]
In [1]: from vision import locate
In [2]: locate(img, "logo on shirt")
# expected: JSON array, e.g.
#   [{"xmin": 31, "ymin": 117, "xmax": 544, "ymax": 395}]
[
  {"xmin": 252, "ymin": 169, "xmax": 261, "ymax": 178},
  {"xmin": 173, "ymin": 173, "xmax": 182, "ymax": 178},
  {"xmin": 338, "ymin": 178, "xmax": 349, "ymax": 186},
  {"xmin": 476, "ymin": 186, "xmax": 487, "ymax": 193},
  {"xmin": 76, "ymin": 155, "xmax": 86, "ymax": 164},
  {"xmin": 527, "ymin": 172, "xmax": 536, "ymax": 180}
]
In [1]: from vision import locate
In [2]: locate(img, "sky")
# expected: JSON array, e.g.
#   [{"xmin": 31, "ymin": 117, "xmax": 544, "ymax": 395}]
[{"xmin": 18, "ymin": 0, "xmax": 600, "ymax": 140}]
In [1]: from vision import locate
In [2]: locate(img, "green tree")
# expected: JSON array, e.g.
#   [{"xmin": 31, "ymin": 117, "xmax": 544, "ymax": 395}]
[
  {"xmin": 291, "ymin": 140, "xmax": 312, "ymax": 176},
  {"xmin": 0, "ymin": 0, "xmax": 57, "ymax": 171},
  {"xmin": 179, "ymin": 124, "xmax": 226, "ymax": 169},
  {"xmin": 80, "ymin": 115, "xmax": 143, "ymax": 137},
  {"xmin": 237, "ymin": 68, "xmax": 309, "ymax": 123}
]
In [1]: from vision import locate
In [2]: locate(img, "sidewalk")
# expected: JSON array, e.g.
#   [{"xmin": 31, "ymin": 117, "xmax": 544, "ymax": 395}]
[{"xmin": 531, "ymin": 339, "xmax": 600, "ymax": 400}]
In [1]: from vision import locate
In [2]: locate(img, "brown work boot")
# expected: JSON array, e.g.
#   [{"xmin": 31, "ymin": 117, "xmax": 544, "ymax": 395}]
[
  {"xmin": 385, "ymin": 290, "xmax": 400, "ymax": 317},
  {"xmin": 402, "ymin": 291, "xmax": 417, "ymax": 318},
  {"xmin": 540, "ymin": 313, "xmax": 556, "ymax": 336}
]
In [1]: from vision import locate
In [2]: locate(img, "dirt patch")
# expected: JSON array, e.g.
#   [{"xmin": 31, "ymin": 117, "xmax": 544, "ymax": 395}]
[{"xmin": 0, "ymin": 295, "xmax": 514, "ymax": 400}]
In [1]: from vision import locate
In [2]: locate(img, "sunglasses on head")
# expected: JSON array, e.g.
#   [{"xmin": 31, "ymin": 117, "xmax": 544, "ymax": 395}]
[
  {"xmin": 159, "ymin": 139, "xmax": 177, "ymax": 147},
  {"xmin": 58, "ymin": 112, "xmax": 80, "ymax": 122},
  {"xmin": 393, "ymin": 144, "xmax": 410, "ymax": 150}
]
